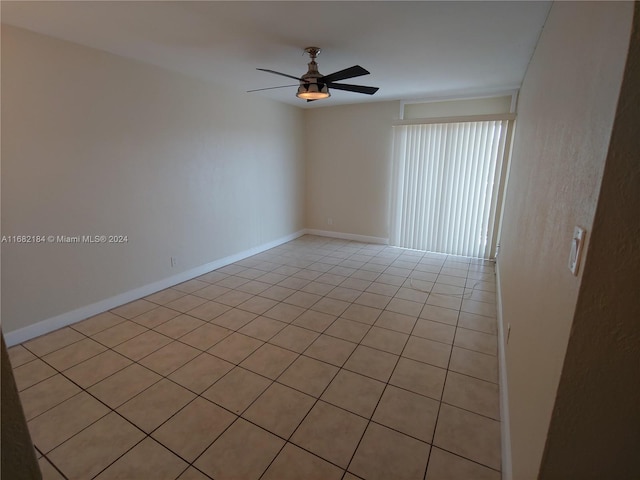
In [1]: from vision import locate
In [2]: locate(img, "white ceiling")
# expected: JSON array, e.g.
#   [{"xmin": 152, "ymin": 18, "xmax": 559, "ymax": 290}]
[{"xmin": 1, "ymin": 1, "xmax": 551, "ymax": 108}]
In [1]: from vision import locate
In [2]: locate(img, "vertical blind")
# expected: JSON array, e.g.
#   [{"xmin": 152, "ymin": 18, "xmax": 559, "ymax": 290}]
[{"xmin": 390, "ymin": 118, "xmax": 512, "ymax": 259}]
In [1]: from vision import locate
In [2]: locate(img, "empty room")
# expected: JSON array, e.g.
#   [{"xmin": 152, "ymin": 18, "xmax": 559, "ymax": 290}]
[{"xmin": 1, "ymin": 2, "xmax": 638, "ymax": 480}]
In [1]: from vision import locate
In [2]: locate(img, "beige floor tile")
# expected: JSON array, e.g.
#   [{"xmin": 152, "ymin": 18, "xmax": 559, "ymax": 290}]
[
  {"xmin": 239, "ymin": 279, "xmax": 279, "ymax": 293},
  {"xmin": 311, "ymin": 297, "xmax": 351, "ymax": 317},
  {"xmin": 173, "ymin": 279, "xmax": 209, "ymax": 293},
  {"xmin": 403, "ymin": 336, "xmax": 452, "ymax": 369},
  {"xmin": 111, "ymin": 299, "xmax": 157, "ymax": 319},
  {"xmin": 262, "ymin": 443, "xmax": 344, "ymax": 480},
  {"xmin": 301, "ymin": 281, "xmax": 335, "ymax": 296},
  {"xmin": 129, "ymin": 306, "xmax": 181, "ymax": 329},
  {"xmin": 366, "ymin": 282, "xmax": 401, "ymax": 297},
  {"xmin": 28, "ymin": 392, "xmax": 110, "ymax": 453},
  {"xmin": 195, "ymin": 418, "xmax": 284, "ymax": 480},
  {"xmin": 374, "ymin": 311, "xmax": 417, "ymax": 334},
  {"xmin": 152, "ymin": 397, "xmax": 236, "ymax": 462},
  {"xmin": 209, "ymin": 308, "xmax": 257, "ymax": 330},
  {"xmin": 413, "ymin": 319, "xmax": 456, "ymax": 344},
  {"xmin": 282, "ymin": 290, "xmax": 321, "ymax": 308},
  {"xmin": 263, "ymin": 302, "xmax": 306, "ymax": 323},
  {"xmin": 325, "ymin": 318, "xmax": 370, "ymax": 343},
  {"xmin": 113, "ymin": 330, "xmax": 173, "ymax": 360},
  {"xmin": 362, "ymin": 327, "xmax": 409, "ymax": 355},
  {"xmin": 24, "ymin": 328, "xmax": 85, "ymax": 357},
  {"xmin": 354, "ymin": 292, "xmax": 392, "ymax": 310},
  {"xmin": 260, "ymin": 285, "xmax": 296, "ymax": 301},
  {"xmin": 278, "ymin": 355, "xmax": 339, "ymax": 397},
  {"xmin": 321, "ymin": 370, "xmax": 385, "ymax": 418},
  {"xmin": 372, "ymin": 385, "xmax": 439, "ymax": 442},
  {"xmin": 269, "ymin": 325, "xmax": 319, "ymax": 353},
  {"xmin": 433, "ymin": 404, "xmax": 501, "ymax": 470},
  {"xmin": 215, "ymin": 289, "xmax": 255, "ymax": 307},
  {"xmin": 457, "ymin": 311, "xmax": 497, "ymax": 334},
  {"xmin": 436, "ymin": 277, "xmax": 467, "ymax": 289},
  {"xmin": 326, "ymin": 286, "xmax": 361, "ymax": 303},
  {"xmin": 48, "ymin": 412, "xmax": 145, "ymax": 479},
  {"xmin": 317, "ymin": 273, "xmax": 348, "ymax": 286},
  {"xmin": 42, "ymin": 338, "xmax": 106, "ymax": 371},
  {"xmin": 292, "ymin": 310, "xmax": 336, "ymax": 333},
  {"xmin": 13, "ymin": 359, "xmax": 58, "ymax": 391},
  {"xmin": 420, "ymin": 305, "xmax": 459, "ymax": 326},
  {"xmin": 179, "ymin": 323, "xmax": 231, "ymax": 350},
  {"xmin": 169, "ymin": 353, "xmax": 234, "ymax": 393},
  {"xmin": 63, "ymin": 350, "xmax": 132, "ymax": 388},
  {"xmin": 139, "ymin": 341, "xmax": 200, "ymax": 376},
  {"xmin": 186, "ymin": 300, "xmax": 232, "ymax": 321},
  {"xmin": 91, "ymin": 321, "xmax": 147, "ymax": 348},
  {"xmin": 145, "ymin": 288, "xmax": 186, "ymax": 305},
  {"xmin": 71, "ymin": 311, "xmax": 125, "ymax": 336},
  {"xmin": 258, "ymin": 272, "xmax": 289, "ymax": 285},
  {"xmin": 442, "ymin": 371, "xmax": 500, "ymax": 420},
  {"xmin": 192, "ymin": 283, "xmax": 231, "ymax": 300},
  {"xmin": 432, "ymin": 283, "xmax": 465, "ymax": 296},
  {"xmin": 8, "ymin": 345, "xmax": 37, "ymax": 367},
  {"xmin": 395, "ymin": 286, "xmax": 430, "ymax": 304},
  {"xmin": 198, "ymin": 270, "xmax": 229, "ymax": 283},
  {"xmin": 89, "ymin": 363, "xmax": 161, "ymax": 408},
  {"xmin": 243, "ymin": 383, "xmax": 315, "ymax": 438},
  {"xmin": 240, "ymin": 343, "xmax": 298, "ymax": 379},
  {"xmin": 117, "ymin": 378, "xmax": 195, "ymax": 433},
  {"xmin": 237, "ymin": 295, "xmax": 279, "ymax": 314},
  {"xmin": 207, "ymin": 332, "xmax": 264, "ymax": 364},
  {"xmin": 202, "ymin": 366, "xmax": 271, "ymax": 414},
  {"xmin": 390, "ymin": 358, "xmax": 446, "ymax": 400},
  {"xmin": 461, "ymin": 299, "xmax": 497, "ymax": 318},
  {"xmin": 454, "ymin": 328, "xmax": 497, "ymax": 356},
  {"xmin": 305, "ymin": 334, "xmax": 358, "ymax": 367},
  {"xmin": 464, "ymin": 288, "xmax": 497, "ymax": 304},
  {"xmin": 426, "ymin": 447, "xmax": 501, "ymax": 480},
  {"xmin": 449, "ymin": 347, "xmax": 498, "ymax": 383},
  {"xmin": 19, "ymin": 374, "xmax": 81, "ymax": 421},
  {"xmin": 291, "ymin": 401, "xmax": 368, "ymax": 468},
  {"xmin": 239, "ymin": 316, "xmax": 287, "ymax": 341},
  {"xmin": 344, "ymin": 345, "xmax": 399, "ymax": 382},
  {"xmin": 94, "ymin": 437, "xmax": 187, "ymax": 480},
  {"xmin": 165, "ymin": 294, "xmax": 208, "ymax": 313},
  {"xmin": 377, "ymin": 273, "xmax": 408, "ymax": 287},
  {"xmin": 385, "ymin": 298, "xmax": 424, "ymax": 317},
  {"xmin": 39, "ymin": 456, "xmax": 65, "ymax": 480},
  {"xmin": 349, "ymin": 422, "xmax": 430, "ymax": 480},
  {"xmin": 153, "ymin": 314, "xmax": 205, "ymax": 339},
  {"xmin": 426, "ymin": 294, "xmax": 462, "ymax": 311},
  {"xmin": 177, "ymin": 467, "xmax": 211, "ymax": 480},
  {"xmin": 341, "ymin": 304, "xmax": 383, "ymax": 325}
]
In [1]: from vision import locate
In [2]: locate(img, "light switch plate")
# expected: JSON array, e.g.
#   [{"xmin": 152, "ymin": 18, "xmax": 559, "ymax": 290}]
[{"xmin": 568, "ymin": 226, "xmax": 585, "ymax": 275}]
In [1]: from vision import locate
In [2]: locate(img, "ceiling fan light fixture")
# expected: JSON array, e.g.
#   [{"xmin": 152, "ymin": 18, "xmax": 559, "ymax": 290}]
[{"xmin": 296, "ymin": 82, "xmax": 330, "ymax": 100}]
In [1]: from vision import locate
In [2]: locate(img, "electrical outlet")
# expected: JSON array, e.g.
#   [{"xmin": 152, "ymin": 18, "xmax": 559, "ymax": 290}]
[
  {"xmin": 170, "ymin": 256, "xmax": 177, "ymax": 268},
  {"xmin": 327, "ymin": 217, "xmax": 333, "ymax": 226}
]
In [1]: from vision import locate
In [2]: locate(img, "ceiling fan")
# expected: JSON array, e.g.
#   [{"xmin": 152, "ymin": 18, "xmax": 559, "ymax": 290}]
[{"xmin": 249, "ymin": 47, "xmax": 379, "ymax": 101}]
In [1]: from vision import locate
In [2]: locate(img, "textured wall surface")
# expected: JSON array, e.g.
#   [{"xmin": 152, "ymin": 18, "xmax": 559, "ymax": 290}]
[
  {"xmin": 497, "ymin": 2, "xmax": 633, "ymax": 478},
  {"xmin": 539, "ymin": 4, "xmax": 640, "ymax": 478},
  {"xmin": 2, "ymin": 26, "xmax": 305, "ymax": 334}
]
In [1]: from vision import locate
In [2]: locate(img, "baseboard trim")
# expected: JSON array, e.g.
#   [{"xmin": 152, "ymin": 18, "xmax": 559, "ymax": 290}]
[
  {"xmin": 4, "ymin": 229, "xmax": 306, "ymax": 346},
  {"xmin": 495, "ymin": 259, "xmax": 513, "ymax": 480},
  {"xmin": 304, "ymin": 229, "xmax": 389, "ymax": 245}
]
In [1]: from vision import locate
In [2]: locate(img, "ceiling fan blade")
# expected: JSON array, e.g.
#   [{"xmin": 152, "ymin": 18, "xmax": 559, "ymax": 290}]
[
  {"xmin": 247, "ymin": 84, "xmax": 298, "ymax": 93},
  {"xmin": 321, "ymin": 65, "xmax": 369, "ymax": 83},
  {"xmin": 256, "ymin": 68, "xmax": 301, "ymax": 81},
  {"xmin": 327, "ymin": 83, "xmax": 379, "ymax": 95}
]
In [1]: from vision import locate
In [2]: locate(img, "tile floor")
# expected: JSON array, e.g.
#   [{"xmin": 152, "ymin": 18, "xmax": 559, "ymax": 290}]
[{"xmin": 9, "ymin": 235, "xmax": 501, "ymax": 480}]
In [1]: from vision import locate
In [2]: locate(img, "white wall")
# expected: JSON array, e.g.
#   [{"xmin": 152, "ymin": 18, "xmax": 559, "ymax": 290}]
[
  {"xmin": 305, "ymin": 101, "xmax": 400, "ymax": 241},
  {"xmin": 497, "ymin": 2, "xmax": 633, "ymax": 479},
  {"xmin": 1, "ymin": 25, "xmax": 305, "ymax": 335}
]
